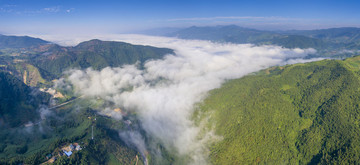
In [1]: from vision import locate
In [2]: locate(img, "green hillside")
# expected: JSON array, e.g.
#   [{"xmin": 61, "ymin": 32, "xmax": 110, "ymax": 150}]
[
  {"xmin": 30, "ymin": 39, "xmax": 174, "ymax": 79},
  {"xmin": 195, "ymin": 56, "xmax": 360, "ymax": 164},
  {"xmin": 0, "ymin": 35, "xmax": 174, "ymax": 81},
  {"xmin": 0, "ymin": 71, "xmax": 50, "ymax": 127}
]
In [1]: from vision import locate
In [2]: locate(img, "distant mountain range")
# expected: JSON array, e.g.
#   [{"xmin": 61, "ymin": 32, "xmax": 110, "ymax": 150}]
[
  {"xmin": 285, "ymin": 27, "xmax": 360, "ymax": 43},
  {"xmin": 0, "ymin": 35, "xmax": 50, "ymax": 49},
  {"xmin": 165, "ymin": 25, "xmax": 360, "ymax": 57}
]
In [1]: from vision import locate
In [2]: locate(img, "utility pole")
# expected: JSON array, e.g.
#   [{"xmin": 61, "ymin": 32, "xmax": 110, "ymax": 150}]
[{"xmin": 92, "ymin": 125, "xmax": 94, "ymax": 140}]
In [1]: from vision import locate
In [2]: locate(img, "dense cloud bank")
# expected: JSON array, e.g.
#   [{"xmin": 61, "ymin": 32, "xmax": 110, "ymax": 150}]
[{"xmin": 59, "ymin": 35, "xmax": 322, "ymax": 164}]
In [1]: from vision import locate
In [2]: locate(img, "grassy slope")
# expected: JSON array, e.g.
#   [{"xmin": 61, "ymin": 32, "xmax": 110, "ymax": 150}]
[
  {"xmin": 196, "ymin": 56, "xmax": 360, "ymax": 164},
  {"xmin": 13, "ymin": 63, "xmax": 48, "ymax": 87}
]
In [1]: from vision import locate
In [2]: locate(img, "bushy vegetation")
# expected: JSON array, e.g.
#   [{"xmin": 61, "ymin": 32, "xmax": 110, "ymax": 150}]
[{"xmin": 195, "ymin": 56, "xmax": 360, "ymax": 164}]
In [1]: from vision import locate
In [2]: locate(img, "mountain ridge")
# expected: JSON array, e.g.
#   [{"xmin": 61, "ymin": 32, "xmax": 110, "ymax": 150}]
[
  {"xmin": 30, "ymin": 39, "xmax": 174, "ymax": 79},
  {"xmin": 0, "ymin": 35, "xmax": 50, "ymax": 49},
  {"xmin": 0, "ymin": 35, "xmax": 174, "ymax": 83}
]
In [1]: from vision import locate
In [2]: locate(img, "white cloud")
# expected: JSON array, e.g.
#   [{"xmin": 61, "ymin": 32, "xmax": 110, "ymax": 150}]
[
  {"xmin": 66, "ymin": 8, "xmax": 75, "ymax": 13},
  {"xmin": 0, "ymin": 4, "xmax": 16, "ymax": 13},
  {"xmin": 0, "ymin": 5, "xmax": 69, "ymax": 15},
  {"xmin": 60, "ymin": 35, "xmax": 320, "ymax": 164},
  {"xmin": 43, "ymin": 6, "xmax": 60, "ymax": 13}
]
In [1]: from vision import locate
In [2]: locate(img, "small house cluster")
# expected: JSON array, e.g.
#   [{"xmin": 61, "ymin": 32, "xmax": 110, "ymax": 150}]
[
  {"xmin": 42, "ymin": 142, "xmax": 83, "ymax": 164},
  {"xmin": 61, "ymin": 143, "xmax": 82, "ymax": 157}
]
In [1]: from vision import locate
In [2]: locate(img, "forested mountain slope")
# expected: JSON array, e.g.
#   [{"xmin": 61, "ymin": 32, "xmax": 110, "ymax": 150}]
[
  {"xmin": 0, "ymin": 35, "xmax": 170, "ymax": 164},
  {"xmin": 30, "ymin": 39, "xmax": 174, "ymax": 79},
  {"xmin": 196, "ymin": 56, "xmax": 360, "ymax": 164},
  {"xmin": 0, "ymin": 71, "xmax": 49, "ymax": 127},
  {"xmin": 0, "ymin": 34, "xmax": 174, "ymax": 84}
]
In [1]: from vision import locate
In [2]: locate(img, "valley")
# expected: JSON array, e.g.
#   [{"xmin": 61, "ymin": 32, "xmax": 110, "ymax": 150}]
[
  {"xmin": 1, "ymin": 0, "xmax": 360, "ymax": 164},
  {"xmin": 0, "ymin": 28, "xmax": 360, "ymax": 164},
  {"xmin": 0, "ymin": 36, "xmax": 173, "ymax": 164}
]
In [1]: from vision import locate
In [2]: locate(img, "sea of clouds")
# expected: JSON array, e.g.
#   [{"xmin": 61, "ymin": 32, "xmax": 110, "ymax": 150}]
[{"xmin": 55, "ymin": 35, "xmax": 323, "ymax": 164}]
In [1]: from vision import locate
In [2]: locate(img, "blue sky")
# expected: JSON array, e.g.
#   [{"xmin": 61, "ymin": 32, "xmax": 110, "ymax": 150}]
[{"xmin": 1, "ymin": 0, "xmax": 360, "ymax": 35}]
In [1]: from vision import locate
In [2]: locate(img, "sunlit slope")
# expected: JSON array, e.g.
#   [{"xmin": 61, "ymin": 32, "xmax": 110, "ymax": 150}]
[{"xmin": 196, "ymin": 56, "xmax": 360, "ymax": 164}]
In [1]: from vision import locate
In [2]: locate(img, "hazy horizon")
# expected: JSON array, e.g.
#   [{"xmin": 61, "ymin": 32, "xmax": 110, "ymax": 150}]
[{"xmin": 1, "ymin": 0, "xmax": 360, "ymax": 37}]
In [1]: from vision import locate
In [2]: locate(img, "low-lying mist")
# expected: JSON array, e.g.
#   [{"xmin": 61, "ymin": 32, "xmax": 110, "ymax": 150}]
[{"xmin": 57, "ymin": 35, "xmax": 323, "ymax": 164}]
